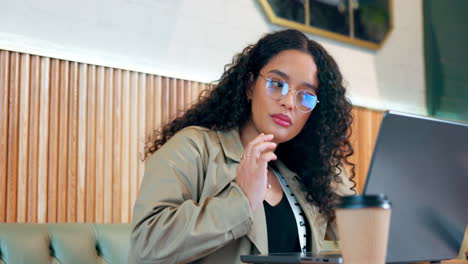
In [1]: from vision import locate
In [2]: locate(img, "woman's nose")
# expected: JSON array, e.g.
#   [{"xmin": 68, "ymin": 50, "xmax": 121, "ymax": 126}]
[{"xmin": 279, "ymin": 90, "xmax": 295, "ymax": 110}]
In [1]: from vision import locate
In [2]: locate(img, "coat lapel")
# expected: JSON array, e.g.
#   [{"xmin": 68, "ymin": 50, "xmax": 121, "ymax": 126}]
[{"xmin": 216, "ymin": 129, "xmax": 269, "ymax": 254}]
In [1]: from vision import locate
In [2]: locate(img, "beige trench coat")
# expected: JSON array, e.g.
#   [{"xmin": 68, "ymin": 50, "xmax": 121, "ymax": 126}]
[{"xmin": 129, "ymin": 126, "xmax": 354, "ymax": 264}]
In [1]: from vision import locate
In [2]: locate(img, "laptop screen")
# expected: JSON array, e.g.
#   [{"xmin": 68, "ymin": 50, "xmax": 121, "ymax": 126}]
[{"xmin": 363, "ymin": 111, "xmax": 468, "ymax": 263}]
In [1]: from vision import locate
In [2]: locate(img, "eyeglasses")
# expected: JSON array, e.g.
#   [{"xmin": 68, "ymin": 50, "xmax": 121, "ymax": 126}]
[{"xmin": 258, "ymin": 74, "xmax": 320, "ymax": 113}]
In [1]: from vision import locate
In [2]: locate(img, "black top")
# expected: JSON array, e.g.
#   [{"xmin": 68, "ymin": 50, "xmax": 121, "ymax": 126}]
[{"xmin": 263, "ymin": 194, "xmax": 311, "ymax": 253}]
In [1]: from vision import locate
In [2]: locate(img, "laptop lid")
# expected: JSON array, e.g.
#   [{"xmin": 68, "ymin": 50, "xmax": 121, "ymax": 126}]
[
  {"xmin": 240, "ymin": 252, "xmax": 343, "ymax": 264},
  {"xmin": 363, "ymin": 111, "xmax": 468, "ymax": 263}
]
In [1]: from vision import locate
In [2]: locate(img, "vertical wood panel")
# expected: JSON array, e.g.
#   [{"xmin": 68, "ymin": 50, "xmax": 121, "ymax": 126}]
[
  {"xmin": 121, "ymin": 70, "xmax": 130, "ymax": 223},
  {"xmin": 360, "ymin": 109, "xmax": 373, "ymax": 188},
  {"xmin": 184, "ymin": 80, "xmax": 192, "ymax": 111},
  {"xmin": 37, "ymin": 57, "xmax": 50, "ymax": 223},
  {"xmin": 17, "ymin": 54, "xmax": 30, "ymax": 222},
  {"xmin": 170, "ymin": 78, "xmax": 177, "ymax": 121},
  {"xmin": 0, "ymin": 49, "xmax": 382, "ymax": 224},
  {"xmin": 154, "ymin": 76, "xmax": 162, "ymax": 131},
  {"xmin": 67, "ymin": 62, "xmax": 79, "ymax": 222},
  {"xmin": 146, "ymin": 75, "xmax": 154, "ymax": 136},
  {"xmin": 77, "ymin": 63, "xmax": 88, "ymax": 222},
  {"xmin": 0, "ymin": 51, "xmax": 10, "ymax": 222},
  {"xmin": 103, "ymin": 68, "xmax": 114, "ymax": 222},
  {"xmin": 27, "ymin": 55, "xmax": 40, "ymax": 223},
  {"xmin": 112, "ymin": 69, "xmax": 122, "ymax": 223},
  {"xmin": 138, "ymin": 73, "xmax": 146, "ymax": 186},
  {"xmin": 191, "ymin": 81, "xmax": 200, "ymax": 105},
  {"xmin": 57, "ymin": 60, "xmax": 69, "ymax": 222},
  {"xmin": 177, "ymin": 78, "xmax": 184, "ymax": 117},
  {"xmin": 162, "ymin": 77, "xmax": 170, "ymax": 127},
  {"xmin": 7, "ymin": 52, "xmax": 20, "ymax": 222},
  {"xmin": 47, "ymin": 59, "xmax": 60, "ymax": 223},
  {"xmin": 129, "ymin": 72, "xmax": 138, "ymax": 214},
  {"xmin": 85, "ymin": 65, "xmax": 97, "ymax": 222},
  {"xmin": 95, "ymin": 66, "xmax": 105, "ymax": 223}
]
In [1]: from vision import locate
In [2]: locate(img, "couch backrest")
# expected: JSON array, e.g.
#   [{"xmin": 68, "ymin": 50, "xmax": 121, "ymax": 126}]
[{"xmin": 0, "ymin": 223, "xmax": 131, "ymax": 264}]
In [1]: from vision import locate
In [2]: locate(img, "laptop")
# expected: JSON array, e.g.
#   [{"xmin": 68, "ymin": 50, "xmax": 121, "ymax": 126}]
[
  {"xmin": 241, "ymin": 111, "xmax": 468, "ymax": 264},
  {"xmin": 240, "ymin": 252, "xmax": 342, "ymax": 264},
  {"xmin": 363, "ymin": 111, "xmax": 468, "ymax": 263}
]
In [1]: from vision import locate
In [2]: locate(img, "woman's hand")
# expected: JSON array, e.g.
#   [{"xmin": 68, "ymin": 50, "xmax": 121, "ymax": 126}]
[{"xmin": 236, "ymin": 133, "xmax": 277, "ymax": 211}]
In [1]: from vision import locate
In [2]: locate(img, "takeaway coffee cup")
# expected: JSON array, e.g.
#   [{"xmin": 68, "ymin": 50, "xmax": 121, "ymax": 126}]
[{"xmin": 336, "ymin": 194, "xmax": 391, "ymax": 264}]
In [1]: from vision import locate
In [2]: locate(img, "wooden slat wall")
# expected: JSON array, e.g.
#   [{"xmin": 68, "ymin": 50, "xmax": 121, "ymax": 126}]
[
  {"xmin": 0, "ymin": 50, "xmax": 208, "ymax": 223},
  {"xmin": 0, "ymin": 49, "xmax": 382, "ymax": 223},
  {"xmin": 348, "ymin": 107, "xmax": 384, "ymax": 194}
]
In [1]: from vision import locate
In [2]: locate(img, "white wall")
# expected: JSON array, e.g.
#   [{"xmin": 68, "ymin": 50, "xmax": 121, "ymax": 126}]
[{"xmin": 0, "ymin": 0, "xmax": 425, "ymax": 114}]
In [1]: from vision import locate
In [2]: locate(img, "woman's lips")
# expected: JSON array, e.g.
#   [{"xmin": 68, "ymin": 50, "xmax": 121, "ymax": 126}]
[{"xmin": 271, "ymin": 114, "xmax": 292, "ymax": 127}]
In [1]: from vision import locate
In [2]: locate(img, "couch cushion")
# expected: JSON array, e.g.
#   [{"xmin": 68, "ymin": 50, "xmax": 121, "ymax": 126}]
[
  {"xmin": 0, "ymin": 223, "xmax": 131, "ymax": 264},
  {"xmin": 0, "ymin": 224, "xmax": 52, "ymax": 264},
  {"xmin": 95, "ymin": 224, "xmax": 131, "ymax": 264},
  {"xmin": 48, "ymin": 224, "xmax": 99, "ymax": 263}
]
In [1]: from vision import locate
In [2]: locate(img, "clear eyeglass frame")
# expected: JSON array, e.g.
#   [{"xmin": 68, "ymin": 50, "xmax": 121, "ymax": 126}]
[{"xmin": 258, "ymin": 73, "xmax": 320, "ymax": 113}]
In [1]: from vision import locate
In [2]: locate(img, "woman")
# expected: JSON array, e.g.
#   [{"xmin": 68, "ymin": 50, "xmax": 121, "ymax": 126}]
[{"xmin": 129, "ymin": 29, "xmax": 356, "ymax": 264}]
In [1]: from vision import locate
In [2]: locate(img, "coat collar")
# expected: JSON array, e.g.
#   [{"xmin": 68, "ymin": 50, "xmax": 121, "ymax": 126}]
[
  {"xmin": 216, "ymin": 128, "xmax": 268, "ymax": 254},
  {"xmin": 216, "ymin": 128, "xmax": 244, "ymax": 163}
]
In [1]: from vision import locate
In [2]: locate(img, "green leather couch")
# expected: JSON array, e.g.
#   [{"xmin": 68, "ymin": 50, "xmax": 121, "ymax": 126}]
[{"xmin": 0, "ymin": 223, "xmax": 131, "ymax": 264}]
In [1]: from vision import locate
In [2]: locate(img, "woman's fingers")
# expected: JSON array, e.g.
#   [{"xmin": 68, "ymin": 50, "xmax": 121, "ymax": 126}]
[
  {"xmin": 259, "ymin": 152, "xmax": 277, "ymax": 163},
  {"xmin": 244, "ymin": 133, "xmax": 274, "ymax": 156},
  {"xmin": 250, "ymin": 141, "xmax": 277, "ymax": 159}
]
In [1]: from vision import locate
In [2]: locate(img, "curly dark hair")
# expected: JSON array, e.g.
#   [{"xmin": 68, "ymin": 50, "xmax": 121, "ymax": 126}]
[{"xmin": 144, "ymin": 29, "xmax": 356, "ymax": 221}]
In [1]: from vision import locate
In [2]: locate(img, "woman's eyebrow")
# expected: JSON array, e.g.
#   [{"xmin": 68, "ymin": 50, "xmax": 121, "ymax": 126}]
[
  {"xmin": 268, "ymin": 69, "xmax": 318, "ymax": 92},
  {"xmin": 304, "ymin": 83, "xmax": 318, "ymax": 92},
  {"xmin": 268, "ymin": 69, "xmax": 289, "ymax": 80}
]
